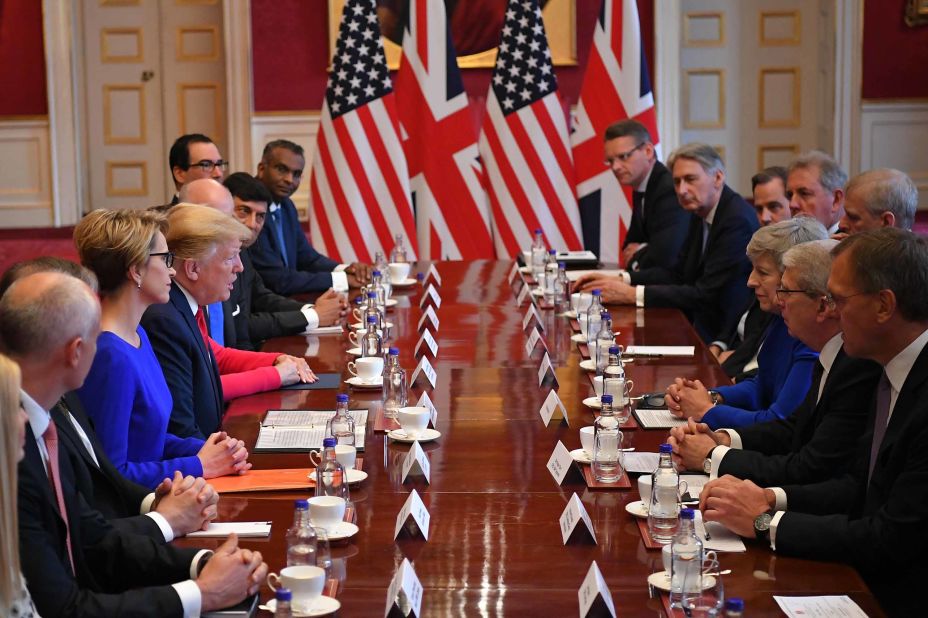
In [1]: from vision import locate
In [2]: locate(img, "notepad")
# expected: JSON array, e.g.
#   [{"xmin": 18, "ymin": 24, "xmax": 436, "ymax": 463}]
[
  {"xmin": 565, "ymin": 269, "xmax": 625, "ymax": 282},
  {"xmin": 304, "ymin": 325, "xmax": 343, "ymax": 335},
  {"xmin": 209, "ymin": 468, "xmax": 315, "ymax": 494},
  {"xmin": 187, "ymin": 521, "xmax": 272, "ymax": 538},
  {"xmin": 633, "ymin": 409, "xmax": 688, "ymax": 429},
  {"xmin": 254, "ymin": 409, "xmax": 369, "ymax": 452},
  {"xmin": 625, "ymin": 345, "xmax": 695, "ymax": 356},
  {"xmin": 774, "ymin": 596, "xmax": 868, "ymax": 618},
  {"xmin": 694, "ymin": 510, "xmax": 745, "ymax": 552},
  {"xmin": 278, "ymin": 373, "xmax": 340, "ymax": 391},
  {"xmin": 623, "ymin": 452, "xmax": 660, "ymax": 474}
]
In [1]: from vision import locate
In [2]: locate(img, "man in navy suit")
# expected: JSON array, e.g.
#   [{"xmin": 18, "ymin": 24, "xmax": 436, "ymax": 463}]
[
  {"xmin": 250, "ymin": 139, "xmax": 371, "ymax": 295},
  {"xmin": 698, "ymin": 228, "xmax": 928, "ymax": 616},
  {"xmin": 165, "ymin": 133, "xmax": 228, "ymax": 206}
]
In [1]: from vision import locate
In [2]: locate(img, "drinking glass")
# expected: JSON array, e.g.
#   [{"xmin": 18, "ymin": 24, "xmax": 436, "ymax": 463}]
[{"xmin": 682, "ymin": 551, "xmax": 725, "ymax": 617}]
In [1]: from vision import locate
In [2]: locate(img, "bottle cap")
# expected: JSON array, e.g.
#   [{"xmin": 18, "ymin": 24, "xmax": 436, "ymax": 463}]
[
  {"xmin": 294, "ymin": 499, "xmax": 309, "ymax": 509},
  {"xmin": 548, "ymin": 249, "xmax": 557, "ymax": 255},
  {"xmin": 680, "ymin": 507, "xmax": 695, "ymax": 520},
  {"xmin": 336, "ymin": 393, "xmax": 349, "ymax": 403},
  {"xmin": 367, "ymin": 315, "xmax": 377, "ymax": 323},
  {"xmin": 659, "ymin": 443, "xmax": 673, "ymax": 454},
  {"xmin": 372, "ymin": 269, "xmax": 381, "ymax": 276},
  {"xmin": 558, "ymin": 261, "xmax": 566, "ymax": 269},
  {"xmin": 416, "ymin": 272, "xmax": 425, "ymax": 281},
  {"xmin": 725, "ymin": 598, "xmax": 745, "ymax": 612},
  {"xmin": 609, "ymin": 345, "xmax": 620, "ymax": 354},
  {"xmin": 600, "ymin": 311, "xmax": 610, "ymax": 320},
  {"xmin": 275, "ymin": 588, "xmax": 293, "ymax": 602},
  {"xmin": 389, "ymin": 347, "xmax": 400, "ymax": 355},
  {"xmin": 535, "ymin": 228, "xmax": 543, "ymax": 234},
  {"xmin": 601, "ymin": 394, "xmax": 613, "ymax": 404},
  {"xmin": 367, "ymin": 291, "xmax": 377, "ymax": 298},
  {"xmin": 592, "ymin": 289, "xmax": 601, "ymax": 296},
  {"xmin": 354, "ymin": 296, "xmax": 363, "ymax": 304},
  {"xmin": 323, "ymin": 437, "xmax": 337, "ymax": 448}
]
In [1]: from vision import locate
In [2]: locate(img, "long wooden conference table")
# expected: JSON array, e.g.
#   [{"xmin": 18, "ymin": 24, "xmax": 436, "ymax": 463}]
[{"xmin": 181, "ymin": 260, "xmax": 884, "ymax": 616}]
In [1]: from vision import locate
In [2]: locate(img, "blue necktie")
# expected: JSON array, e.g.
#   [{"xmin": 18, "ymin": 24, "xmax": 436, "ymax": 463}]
[
  {"xmin": 270, "ymin": 206, "xmax": 289, "ymax": 267},
  {"xmin": 207, "ymin": 302, "xmax": 224, "ymax": 347}
]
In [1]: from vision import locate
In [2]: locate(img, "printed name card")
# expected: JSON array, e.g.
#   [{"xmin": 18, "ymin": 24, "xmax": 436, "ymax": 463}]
[
  {"xmin": 425, "ymin": 264, "xmax": 442, "ymax": 287},
  {"xmin": 415, "ymin": 329, "xmax": 439, "ymax": 358},
  {"xmin": 417, "ymin": 305, "xmax": 440, "ymax": 332},
  {"xmin": 524, "ymin": 327, "xmax": 547, "ymax": 357},
  {"xmin": 522, "ymin": 302, "xmax": 544, "ymax": 332},
  {"xmin": 539, "ymin": 389, "xmax": 568, "ymax": 426},
  {"xmin": 546, "ymin": 440, "xmax": 577, "ymax": 485},
  {"xmin": 508, "ymin": 262, "xmax": 520, "ymax": 284},
  {"xmin": 537, "ymin": 352, "xmax": 557, "ymax": 387},
  {"xmin": 560, "ymin": 493, "xmax": 597, "ymax": 545},
  {"xmin": 416, "ymin": 391, "xmax": 438, "ymax": 427},
  {"xmin": 401, "ymin": 441, "xmax": 431, "ymax": 483},
  {"xmin": 578, "ymin": 561, "xmax": 616, "ymax": 618},
  {"xmin": 419, "ymin": 283, "xmax": 442, "ymax": 309},
  {"xmin": 385, "ymin": 558, "xmax": 423, "ymax": 618},
  {"xmin": 516, "ymin": 283, "xmax": 531, "ymax": 306},
  {"xmin": 394, "ymin": 488, "xmax": 430, "ymax": 540},
  {"xmin": 409, "ymin": 356, "xmax": 438, "ymax": 389}
]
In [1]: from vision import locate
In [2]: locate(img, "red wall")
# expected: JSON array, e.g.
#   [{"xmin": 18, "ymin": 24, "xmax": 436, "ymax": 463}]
[
  {"xmin": 862, "ymin": 0, "xmax": 928, "ymax": 99},
  {"xmin": 251, "ymin": 0, "xmax": 655, "ymax": 113},
  {"xmin": 0, "ymin": 0, "xmax": 48, "ymax": 116}
]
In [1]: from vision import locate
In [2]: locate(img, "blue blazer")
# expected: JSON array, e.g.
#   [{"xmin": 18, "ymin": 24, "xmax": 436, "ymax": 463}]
[
  {"xmin": 141, "ymin": 282, "xmax": 224, "ymax": 439},
  {"xmin": 703, "ymin": 315, "xmax": 818, "ymax": 429},
  {"xmin": 249, "ymin": 195, "xmax": 339, "ymax": 295}
]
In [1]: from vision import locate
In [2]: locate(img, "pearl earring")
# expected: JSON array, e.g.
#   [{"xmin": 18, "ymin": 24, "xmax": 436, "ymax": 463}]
[{"xmin": 136, "ymin": 278, "xmax": 142, "ymax": 289}]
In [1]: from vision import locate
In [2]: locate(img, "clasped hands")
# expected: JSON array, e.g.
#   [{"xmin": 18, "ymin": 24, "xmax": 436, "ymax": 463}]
[
  {"xmin": 571, "ymin": 273, "xmax": 637, "ymax": 304},
  {"xmin": 665, "ymin": 377, "xmax": 716, "ymax": 421}
]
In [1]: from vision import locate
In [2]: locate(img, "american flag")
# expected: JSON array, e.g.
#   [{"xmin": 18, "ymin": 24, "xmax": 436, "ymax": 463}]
[
  {"xmin": 308, "ymin": 0, "xmax": 418, "ymax": 263},
  {"xmin": 571, "ymin": 0, "xmax": 659, "ymax": 263},
  {"xmin": 478, "ymin": 0, "xmax": 583, "ymax": 258},
  {"xmin": 395, "ymin": 0, "xmax": 493, "ymax": 260}
]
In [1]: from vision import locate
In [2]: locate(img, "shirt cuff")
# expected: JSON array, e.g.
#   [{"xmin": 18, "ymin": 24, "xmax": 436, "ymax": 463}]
[
  {"xmin": 300, "ymin": 305, "xmax": 320, "ymax": 331},
  {"xmin": 710, "ymin": 340, "xmax": 728, "ymax": 352},
  {"xmin": 140, "ymin": 492, "xmax": 156, "ymax": 514},
  {"xmin": 334, "ymin": 264, "xmax": 349, "ymax": 272},
  {"xmin": 708, "ymin": 445, "xmax": 731, "ymax": 480},
  {"xmin": 719, "ymin": 429, "xmax": 742, "ymax": 450},
  {"xmin": 619, "ymin": 271, "xmax": 631, "ymax": 285},
  {"xmin": 172, "ymin": 579, "xmax": 202, "ymax": 617},
  {"xmin": 635, "ymin": 285, "xmax": 645, "ymax": 308},
  {"xmin": 331, "ymin": 271, "xmax": 349, "ymax": 292},
  {"xmin": 770, "ymin": 487, "xmax": 788, "ymax": 511},
  {"xmin": 146, "ymin": 511, "xmax": 175, "ymax": 542},
  {"xmin": 769, "ymin": 511, "xmax": 786, "ymax": 551}
]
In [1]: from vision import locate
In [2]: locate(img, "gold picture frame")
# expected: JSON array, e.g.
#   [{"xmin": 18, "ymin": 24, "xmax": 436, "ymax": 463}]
[
  {"xmin": 327, "ymin": 0, "xmax": 576, "ymax": 70},
  {"xmin": 906, "ymin": 0, "xmax": 928, "ymax": 26}
]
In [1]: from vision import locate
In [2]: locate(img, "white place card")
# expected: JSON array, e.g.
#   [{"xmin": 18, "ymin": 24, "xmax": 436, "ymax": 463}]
[
  {"xmin": 415, "ymin": 328, "xmax": 439, "ymax": 358},
  {"xmin": 385, "ymin": 558, "xmax": 423, "ymax": 618},
  {"xmin": 516, "ymin": 283, "xmax": 531, "ymax": 305},
  {"xmin": 425, "ymin": 264, "xmax": 442, "ymax": 286},
  {"xmin": 417, "ymin": 305, "xmax": 440, "ymax": 332},
  {"xmin": 537, "ymin": 352, "xmax": 557, "ymax": 387},
  {"xmin": 539, "ymin": 389, "xmax": 568, "ymax": 426},
  {"xmin": 625, "ymin": 345, "xmax": 695, "ymax": 357},
  {"xmin": 560, "ymin": 493, "xmax": 597, "ymax": 544},
  {"xmin": 524, "ymin": 327, "xmax": 547, "ymax": 356},
  {"xmin": 508, "ymin": 261, "xmax": 520, "ymax": 284},
  {"xmin": 546, "ymin": 440, "xmax": 577, "ymax": 485},
  {"xmin": 419, "ymin": 283, "xmax": 442, "ymax": 309},
  {"xmin": 578, "ymin": 561, "xmax": 616, "ymax": 618},
  {"xmin": 522, "ymin": 302, "xmax": 544, "ymax": 332},
  {"xmin": 409, "ymin": 356, "xmax": 437, "ymax": 389},
  {"xmin": 394, "ymin": 488, "xmax": 430, "ymax": 540},
  {"xmin": 401, "ymin": 441, "xmax": 431, "ymax": 483},
  {"xmin": 416, "ymin": 391, "xmax": 439, "ymax": 427}
]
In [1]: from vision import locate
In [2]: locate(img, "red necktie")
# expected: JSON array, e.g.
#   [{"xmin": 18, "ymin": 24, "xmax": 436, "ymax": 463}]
[
  {"xmin": 43, "ymin": 419, "xmax": 76, "ymax": 574},
  {"xmin": 195, "ymin": 306, "xmax": 210, "ymax": 346}
]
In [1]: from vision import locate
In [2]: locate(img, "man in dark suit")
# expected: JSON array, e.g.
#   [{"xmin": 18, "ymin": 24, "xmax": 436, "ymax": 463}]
[
  {"xmin": 250, "ymin": 139, "xmax": 371, "ymax": 295},
  {"xmin": 1, "ymin": 271, "xmax": 265, "ymax": 617},
  {"xmin": 669, "ymin": 240, "xmax": 882, "ymax": 486},
  {"xmin": 602, "ymin": 119, "xmax": 691, "ymax": 271},
  {"xmin": 576, "ymin": 143, "xmax": 758, "ymax": 343},
  {"xmin": 699, "ymin": 228, "xmax": 928, "ymax": 616},
  {"xmin": 165, "ymin": 133, "xmax": 228, "ymax": 206}
]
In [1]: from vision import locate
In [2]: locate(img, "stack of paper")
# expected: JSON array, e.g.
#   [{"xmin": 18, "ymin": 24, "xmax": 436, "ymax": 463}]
[
  {"xmin": 187, "ymin": 521, "xmax": 272, "ymax": 538},
  {"xmin": 625, "ymin": 345, "xmax": 695, "ymax": 356},
  {"xmin": 565, "ymin": 269, "xmax": 625, "ymax": 282},
  {"xmin": 634, "ymin": 409, "xmax": 688, "ymax": 429},
  {"xmin": 305, "ymin": 325, "xmax": 343, "ymax": 335},
  {"xmin": 254, "ymin": 409, "xmax": 368, "ymax": 452}
]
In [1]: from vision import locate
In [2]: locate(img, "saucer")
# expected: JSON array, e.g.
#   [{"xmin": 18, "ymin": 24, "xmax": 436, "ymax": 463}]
[
  {"xmin": 531, "ymin": 287, "xmax": 544, "ymax": 296},
  {"xmin": 625, "ymin": 500, "xmax": 649, "ymax": 519},
  {"xmin": 351, "ymin": 321, "xmax": 394, "ymax": 330},
  {"xmin": 346, "ymin": 469, "xmax": 368, "ymax": 484},
  {"xmin": 346, "ymin": 376, "xmax": 383, "ymax": 388},
  {"xmin": 582, "ymin": 396, "xmax": 602, "ymax": 410},
  {"xmin": 571, "ymin": 333, "xmax": 588, "ymax": 343},
  {"xmin": 346, "ymin": 347, "xmax": 363, "ymax": 356},
  {"xmin": 387, "ymin": 428, "xmax": 441, "ymax": 443},
  {"xmin": 384, "ymin": 298, "xmax": 398, "ymax": 308},
  {"xmin": 391, "ymin": 277, "xmax": 417, "ymax": 287},
  {"xmin": 579, "ymin": 359, "xmax": 597, "ymax": 372},
  {"xmin": 570, "ymin": 448, "xmax": 592, "ymax": 465},
  {"xmin": 263, "ymin": 596, "xmax": 341, "ymax": 617},
  {"xmin": 647, "ymin": 571, "xmax": 716, "ymax": 593},
  {"xmin": 561, "ymin": 310, "xmax": 578, "ymax": 319},
  {"xmin": 519, "ymin": 266, "xmax": 532, "ymax": 275},
  {"xmin": 322, "ymin": 521, "xmax": 359, "ymax": 541}
]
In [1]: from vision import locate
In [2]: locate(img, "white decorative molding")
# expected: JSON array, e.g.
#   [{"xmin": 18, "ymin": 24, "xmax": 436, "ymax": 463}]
[
  {"xmin": 655, "ymin": 0, "xmax": 681, "ymax": 155},
  {"xmin": 223, "ymin": 0, "xmax": 254, "ymax": 175},
  {"xmin": 860, "ymin": 100, "xmax": 928, "ymax": 208},
  {"xmin": 250, "ymin": 113, "xmax": 321, "ymax": 218},
  {"xmin": 0, "ymin": 119, "xmax": 53, "ymax": 227},
  {"xmin": 833, "ymin": 0, "xmax": 863, "ymax": 176}
]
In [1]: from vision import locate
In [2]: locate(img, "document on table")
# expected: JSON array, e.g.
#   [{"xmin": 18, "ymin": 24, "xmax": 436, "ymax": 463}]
[
  {"xmin": 625, "ymin": 345, "xmax": 695, "ymax": 356},
  {"xmin": 187, "ymin": 521, "xmax": 272, "ymax": 538},
  {"xmin": 634, "ymin": 409, "xmax": 688, "ymax": 429},
  {"xmin": 773, "ymin": 595, "xmax": 868, "ymax": 617},
  {"xmin": 255, "ymin": 409, "xmax": 368, "ymax": 452},
  {"xmin": 623, "ymin": 452, "xmax": 660, "ymax": 474},
  {"xmin": 565, "ymin": 269, "xmax": 625, "ymax": 282},
  {"xmin": 304, "ymin": 325, "xmax": 343, "ymax": 335},
  {"xmin": 694, "ymin": 510, "xmax": 745, "ymax": 552}
]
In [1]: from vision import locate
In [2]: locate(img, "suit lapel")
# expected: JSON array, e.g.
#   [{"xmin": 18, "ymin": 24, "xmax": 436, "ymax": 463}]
[
  {"xmin": 874, "ymin": 344, "xmax": 928, "ymax": 469},
  {"xmin": 698, "ymin": 186, "xmax": 731, "ymax": 267},
  {"xmin": 170, "ymin": 283, "xmax": 223, "ymax": 406}
]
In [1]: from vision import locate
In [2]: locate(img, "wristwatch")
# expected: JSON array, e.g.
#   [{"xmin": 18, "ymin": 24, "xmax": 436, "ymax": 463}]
[
  {"xmin": 708, "ymin": 390, "xmax": 723, "ymax": 406},
  {"xmin": 754, "ymin": 511, "xmax": 774, "ymax": 542},
  {"xmin": 702, "ymin": 446, "xmax": 718, "ymax": 474}
]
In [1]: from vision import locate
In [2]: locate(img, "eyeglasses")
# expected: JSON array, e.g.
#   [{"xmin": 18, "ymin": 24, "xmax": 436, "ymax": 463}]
[
  {"xmin": 604, "ymin": 142, "xmax": 645, "ymax": 165},
  {"xmin": 824, "ymin": 291, "xmax": 870, "ymax": 310},
  {"xmin": 149, "ymin": 251, "xmax": 175, "ymax": 268},
  {"xmin": 188, "ymin": 159, "xmax": 229, "ymax": 173},
  {"xmin": 774, "ymin": 287, "xmax": 818, "ymax": 302}
]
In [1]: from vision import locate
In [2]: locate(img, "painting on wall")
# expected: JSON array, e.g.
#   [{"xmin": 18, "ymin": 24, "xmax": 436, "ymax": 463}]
[
  {"xmin": 328, "ymin": 0, "xmax": 576, "ymax": 69},
  {"xmin": 906, "ymin": 0, "xmax": 928, "ymax": 26}
]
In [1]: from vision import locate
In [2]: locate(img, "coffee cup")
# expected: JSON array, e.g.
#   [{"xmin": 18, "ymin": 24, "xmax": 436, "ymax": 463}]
[
  {"xmin": 347, "ymin": 357, "xmax": 384, "ymax": 380},
  {"xmin": 579, "ymin": 426, "xmax": 595, "ymax": 455},
  {"xmin": 603, "ymin": 377, "xmax": 635, "ymax": 404},
  {"xmin": 334, "ymin": 444, "xmax": 356, "ymax": 469},
  {"xmin": 308, "ymin": 495, "xmax": 346, "ymax": 531},
  {"xmin": 267, "ymin": 565, "xmax": 325, "ymax": 612},
  {"xmin": 388, "ymin": 262, "xmax": 411, "ymax": 283},
  {"xmin": 579, "ymin": 312, "xmax": 590, "ymax": 337},
  {"xmin": 638, "ymin": 474, "xmax": 652, "ymax": 504},
  {"xmin": 397, "ymin": 406, "xmax": 430, "ymax": 438},
  {"xmin": 593, "ymin": 375, "xmax": 604, "ymax": 397},
  {"xmin": 570, "ymin": 292, "xmax": 581, "ymax": 313}
]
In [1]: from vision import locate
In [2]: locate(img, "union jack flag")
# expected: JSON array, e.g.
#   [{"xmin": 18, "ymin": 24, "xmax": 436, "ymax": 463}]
[
  {"xmin": 478, "ymin": 0, "xmax": 583, "ymax": 258},
  {"xmin": 308, "ymin": 0, "xmax": 417, "ymax": 263},
  {"xmin": 395, "ymin": 0, "xmax": 493, "ymax": 260},
  {"xmin": 571, "ymin": 0, "xmax": 658, "ymax": 263}
]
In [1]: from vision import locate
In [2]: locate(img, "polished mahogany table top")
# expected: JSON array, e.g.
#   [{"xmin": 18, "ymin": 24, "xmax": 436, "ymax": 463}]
[{"xmin": 189, "ymin": 260, "xmax": 882, "ymax": 617}]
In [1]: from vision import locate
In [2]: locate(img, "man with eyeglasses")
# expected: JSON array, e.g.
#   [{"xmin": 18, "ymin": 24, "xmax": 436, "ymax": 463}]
[
  {"xmin": 601, "ymin": 119, "xmax": 690, "ymax": 271},
  {"xmin": 166, "ymin": 134, "xmax": 229, "ymax": 206},
  {"xmin": 694, "ymin": 228, "xmax": 928, "ymax": 616}
]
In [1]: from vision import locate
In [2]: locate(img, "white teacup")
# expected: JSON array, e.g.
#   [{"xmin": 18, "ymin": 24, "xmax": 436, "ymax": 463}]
[
  {"xmin": 388, "ymin": 262, "xmax": 411, "ymax": 283},
  {"xmin": 347, "ymin": 357, "xmax": 384, "ymax": 380},
  {"xmin": 334, "ymin": 444, "xmax": 356, "ymax": 469},
  {"xmin": 397, "ymin": 406, "xmax": 430, "ymax": 438},
  {"xmin": 267, "ymin": 565, "xmax": 326, "ymax": 612},
  {"xmin": 308, "ymin": 495, "xmax": 346, "ymax": 531},
  {"xmin": 574, "ymin": 292, "xmax": 593, "ymax": 314},
  {"xmin": 348, "ymin": 329, "xmax": 383, "ymax": 347},
  {"xmin": 638, "ymin": 474, "xmax": 652, "ymax": 504},
  {"xmin": 593, "ymin": 375, "xmax": 604, "ymax": 397},
  {"xmin": 579, "ymin": 426, "xmax": 595, "ymax": 455},
  {"xmin": 579, "ymin": 312, "xmax": 590, "ymax": 337}
]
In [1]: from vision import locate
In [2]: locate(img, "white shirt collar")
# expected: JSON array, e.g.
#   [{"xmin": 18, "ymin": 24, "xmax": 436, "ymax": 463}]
[
  {"xmin": 884, "ymin": 327, "xmax": 928, "ymax": 397},
  {"xmin": 176, "ymin": 282, "xmax": 200, "ymax": 316},
  {"xmin": 828, "ymin": 221, "xmax": 841, "ymax": 235},
  {"xmin": 21, "ymin": 388, "xmax": 50, "ymax": 442},
  {"xmin": 268, "ymin": 201, "xmax": 281, "ymax": 213},
  {"xmin": 636, "ymin": 163, "xmax": 655, "ymax": 193},
  {"xmin": 818, "ymin": 333, "xmax": 844, "ymax": 373},
  {"xmin": 704, "ymin": 200, "xmax": 720, "ymax": 226}
]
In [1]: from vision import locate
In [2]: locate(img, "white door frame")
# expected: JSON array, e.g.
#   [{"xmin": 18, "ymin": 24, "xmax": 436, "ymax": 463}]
[{"xmin": 42, "ymin": 0, "xmax": 253, "ymax": 221}]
